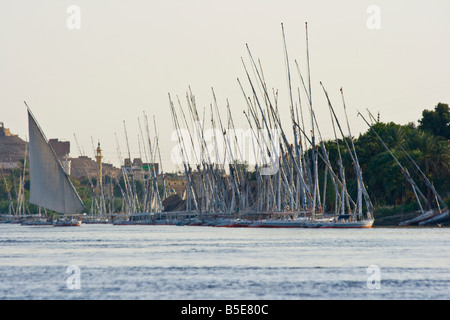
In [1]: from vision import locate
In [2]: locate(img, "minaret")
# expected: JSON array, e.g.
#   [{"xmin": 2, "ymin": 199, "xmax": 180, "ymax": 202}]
[
  {"xmin": 95, "ymin": 142, "xmax": 103, "ymax": 191},
  {"xmin": 95, "ymin": 142, "xmax": 106, "ymax": 215}
]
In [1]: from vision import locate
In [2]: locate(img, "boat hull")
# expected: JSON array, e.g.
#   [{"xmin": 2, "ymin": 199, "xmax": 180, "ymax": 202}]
[
  {"xmin": 418, "ymin": 210, "xmax": 449, "ymax": 226},
  {"xmin": 54, "ymin": 219, "xmax": 81, "ymax": 227},
  {"xmin": 214, "ymin": 219, "xmax": 252, "ymax": 227},
  {"xmin": 304, "ymin": 218, "xmax": 374, "ymax": 228},
  {"xmin": 399, "ymin": 210, "xmax": 434, "ymax": 226},
  {"xmin": 316, "ymin": 219, "xmax": 374, "ymax": 228},
  {"xmin": 256, "ymin": 220, "xmax": 306, "ymax": 228},
  {"xmin": 112, "ymin": 220, "xmax": 153, "ymax": 225}
]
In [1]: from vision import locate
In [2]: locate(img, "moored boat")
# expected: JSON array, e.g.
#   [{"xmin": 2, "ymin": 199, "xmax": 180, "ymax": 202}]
[
  {"xmin": 316, "ymin": 218, "xmax": 374, "ymax": 228},
  {"xmin": 418, "ymin": 210, "xmax": 449, "ymax": 226},
  {"xmin": 81, "ymin": 215, "xmax": 109, "ymax": 224},
  {"xmin": 54, "ymin": 218, "xmax": 81, "ymax": 227},
  {"xmin": 82, "ymin": 219, "xmax": 109, "ymax": 224},
  {"xmin": 112, "ymin": 219, "xmax": 153, "ymax": 225},
  {"xmin": 257, "ymin": 219, "xmax": 307, "ymax": 228},
  {"xmin": 214, "ymin": 218, "xmax": 250, "ymax": 227},
  {"xmin": 399, "ymin": 210, "xmax": 434, "ymax": 226}
]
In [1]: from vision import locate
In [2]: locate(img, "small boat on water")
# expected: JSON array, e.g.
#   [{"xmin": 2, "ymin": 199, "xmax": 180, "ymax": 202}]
[
  {"xmin": 112, "ymin": 212, "xmax": 158, "ymax": 225},
  {"xmin": 214, "ymin": 218, "xmax": 251, "ymax": 227},
  {"xmin": 111, "ymin": 219, "xmax": 133, "ymax": 225},
  {"xmin": 312, "ymin": 218, "xmax": 374, "ymax": 229},
  {"xmin": 82, "ymin": 218, "xmax": 109, "ymax": 224},
  {"xmin": 81, "ymin": 215, "xmax": 109, "ymax": 224},
  {"xmin": 54, "ymin": 217, "xmax": 82, "ymax": 227},
  {"xmin": 229, "ymin": 219, "xmax": 253, "ymax": 227}
]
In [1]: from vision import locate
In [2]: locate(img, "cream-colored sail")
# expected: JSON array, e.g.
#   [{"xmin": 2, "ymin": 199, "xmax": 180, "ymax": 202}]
[{"xmin": 27, "ymin": 108, "xmax": 84, "ymax": 215}]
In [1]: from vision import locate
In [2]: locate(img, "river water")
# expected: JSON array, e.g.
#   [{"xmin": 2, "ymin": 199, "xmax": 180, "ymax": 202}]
[{"xmin": 0, "ymin": 224, "xmax": 449, "ymax": 300}]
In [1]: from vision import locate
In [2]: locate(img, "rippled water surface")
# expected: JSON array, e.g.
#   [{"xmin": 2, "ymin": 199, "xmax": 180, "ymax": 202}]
[{"xmin": 0, "ymin": 224, "xmax": 449, "ymax": 299}]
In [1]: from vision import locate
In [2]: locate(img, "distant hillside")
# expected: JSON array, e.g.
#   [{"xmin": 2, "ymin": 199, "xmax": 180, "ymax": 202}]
[
  {"xmin": 0, "ymin": 123, "xmax": 27, "ymax": 165},
  {"xmin": 0, "ymin": 121, "xmax": 120, "ymax": 178}
]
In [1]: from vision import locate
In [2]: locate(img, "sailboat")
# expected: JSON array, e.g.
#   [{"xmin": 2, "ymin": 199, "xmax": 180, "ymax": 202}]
[
  {"xmin": 312, "ymin": 87, "xmax": 374, "ymax": 229},
  {"xmin": 26, "ymin": 103, "xmax": 84, "ymax": 226}
]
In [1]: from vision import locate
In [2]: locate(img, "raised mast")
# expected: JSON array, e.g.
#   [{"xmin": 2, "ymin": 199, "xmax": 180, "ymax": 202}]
[{"xmin": 305, "ymin": 22, "xmax": 319, "ymax": 218}]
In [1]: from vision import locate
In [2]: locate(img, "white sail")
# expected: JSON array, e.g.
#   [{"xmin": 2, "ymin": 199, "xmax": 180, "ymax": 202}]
[{"xmin": 27, "ymin": 108, "xmax": 84, "ymax": 215}]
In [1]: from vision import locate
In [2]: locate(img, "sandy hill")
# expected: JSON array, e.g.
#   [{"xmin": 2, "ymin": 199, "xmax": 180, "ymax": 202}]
[{"xmin": 0, "ymin": 124, "xmax": 27, "ymax": 164}]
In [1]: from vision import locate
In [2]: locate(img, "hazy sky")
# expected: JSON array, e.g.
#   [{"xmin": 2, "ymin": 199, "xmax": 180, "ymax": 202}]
[{"xmin": 1, "ymin": 0, "xmax": 449, "ymax": 173}]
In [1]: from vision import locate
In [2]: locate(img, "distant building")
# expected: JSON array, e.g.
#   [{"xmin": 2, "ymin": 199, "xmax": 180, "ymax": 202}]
[
  {"xmin": 122, "ymin": 158, "xmax": 159, "ymax": 181},
  {"xmin": 0, "ymin": 122, "xmax": 17, "ymax": 137},
  {"xmin": 48, "ymin": 139, "xmax": 70, "ymax": 159},
  {"xmin": 165, "ymin": 176, "xmax": 187, "ymax": 196},
  {"xmin": 48, "ymin": 138, "xmax": 71, "ymax": 175},
  {"xmin": 0, "ymin": 162, "xmax": 21, "ymax": 170}
]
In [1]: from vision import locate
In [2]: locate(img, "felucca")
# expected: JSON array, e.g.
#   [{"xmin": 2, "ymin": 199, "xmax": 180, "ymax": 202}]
[{"xmin": 26, "ymin": 102, "xmax": 84, "ymax": 226}]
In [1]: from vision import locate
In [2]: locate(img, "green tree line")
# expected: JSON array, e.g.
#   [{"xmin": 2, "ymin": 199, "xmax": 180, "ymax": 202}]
[{"xmin": 317, "ymin": 103, "xmax": 449, "ymax": 215}]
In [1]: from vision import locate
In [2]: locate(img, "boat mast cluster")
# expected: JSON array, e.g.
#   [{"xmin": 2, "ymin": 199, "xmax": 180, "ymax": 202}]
[{"xmin": 163, "ymin": 23, "xmax": 374, "ymax": 224}]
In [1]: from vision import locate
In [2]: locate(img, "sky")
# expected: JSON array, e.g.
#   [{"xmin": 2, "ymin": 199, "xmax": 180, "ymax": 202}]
[{"xmin": 1, "ymin": 0, "xmax": 449, "ymax": 173}]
